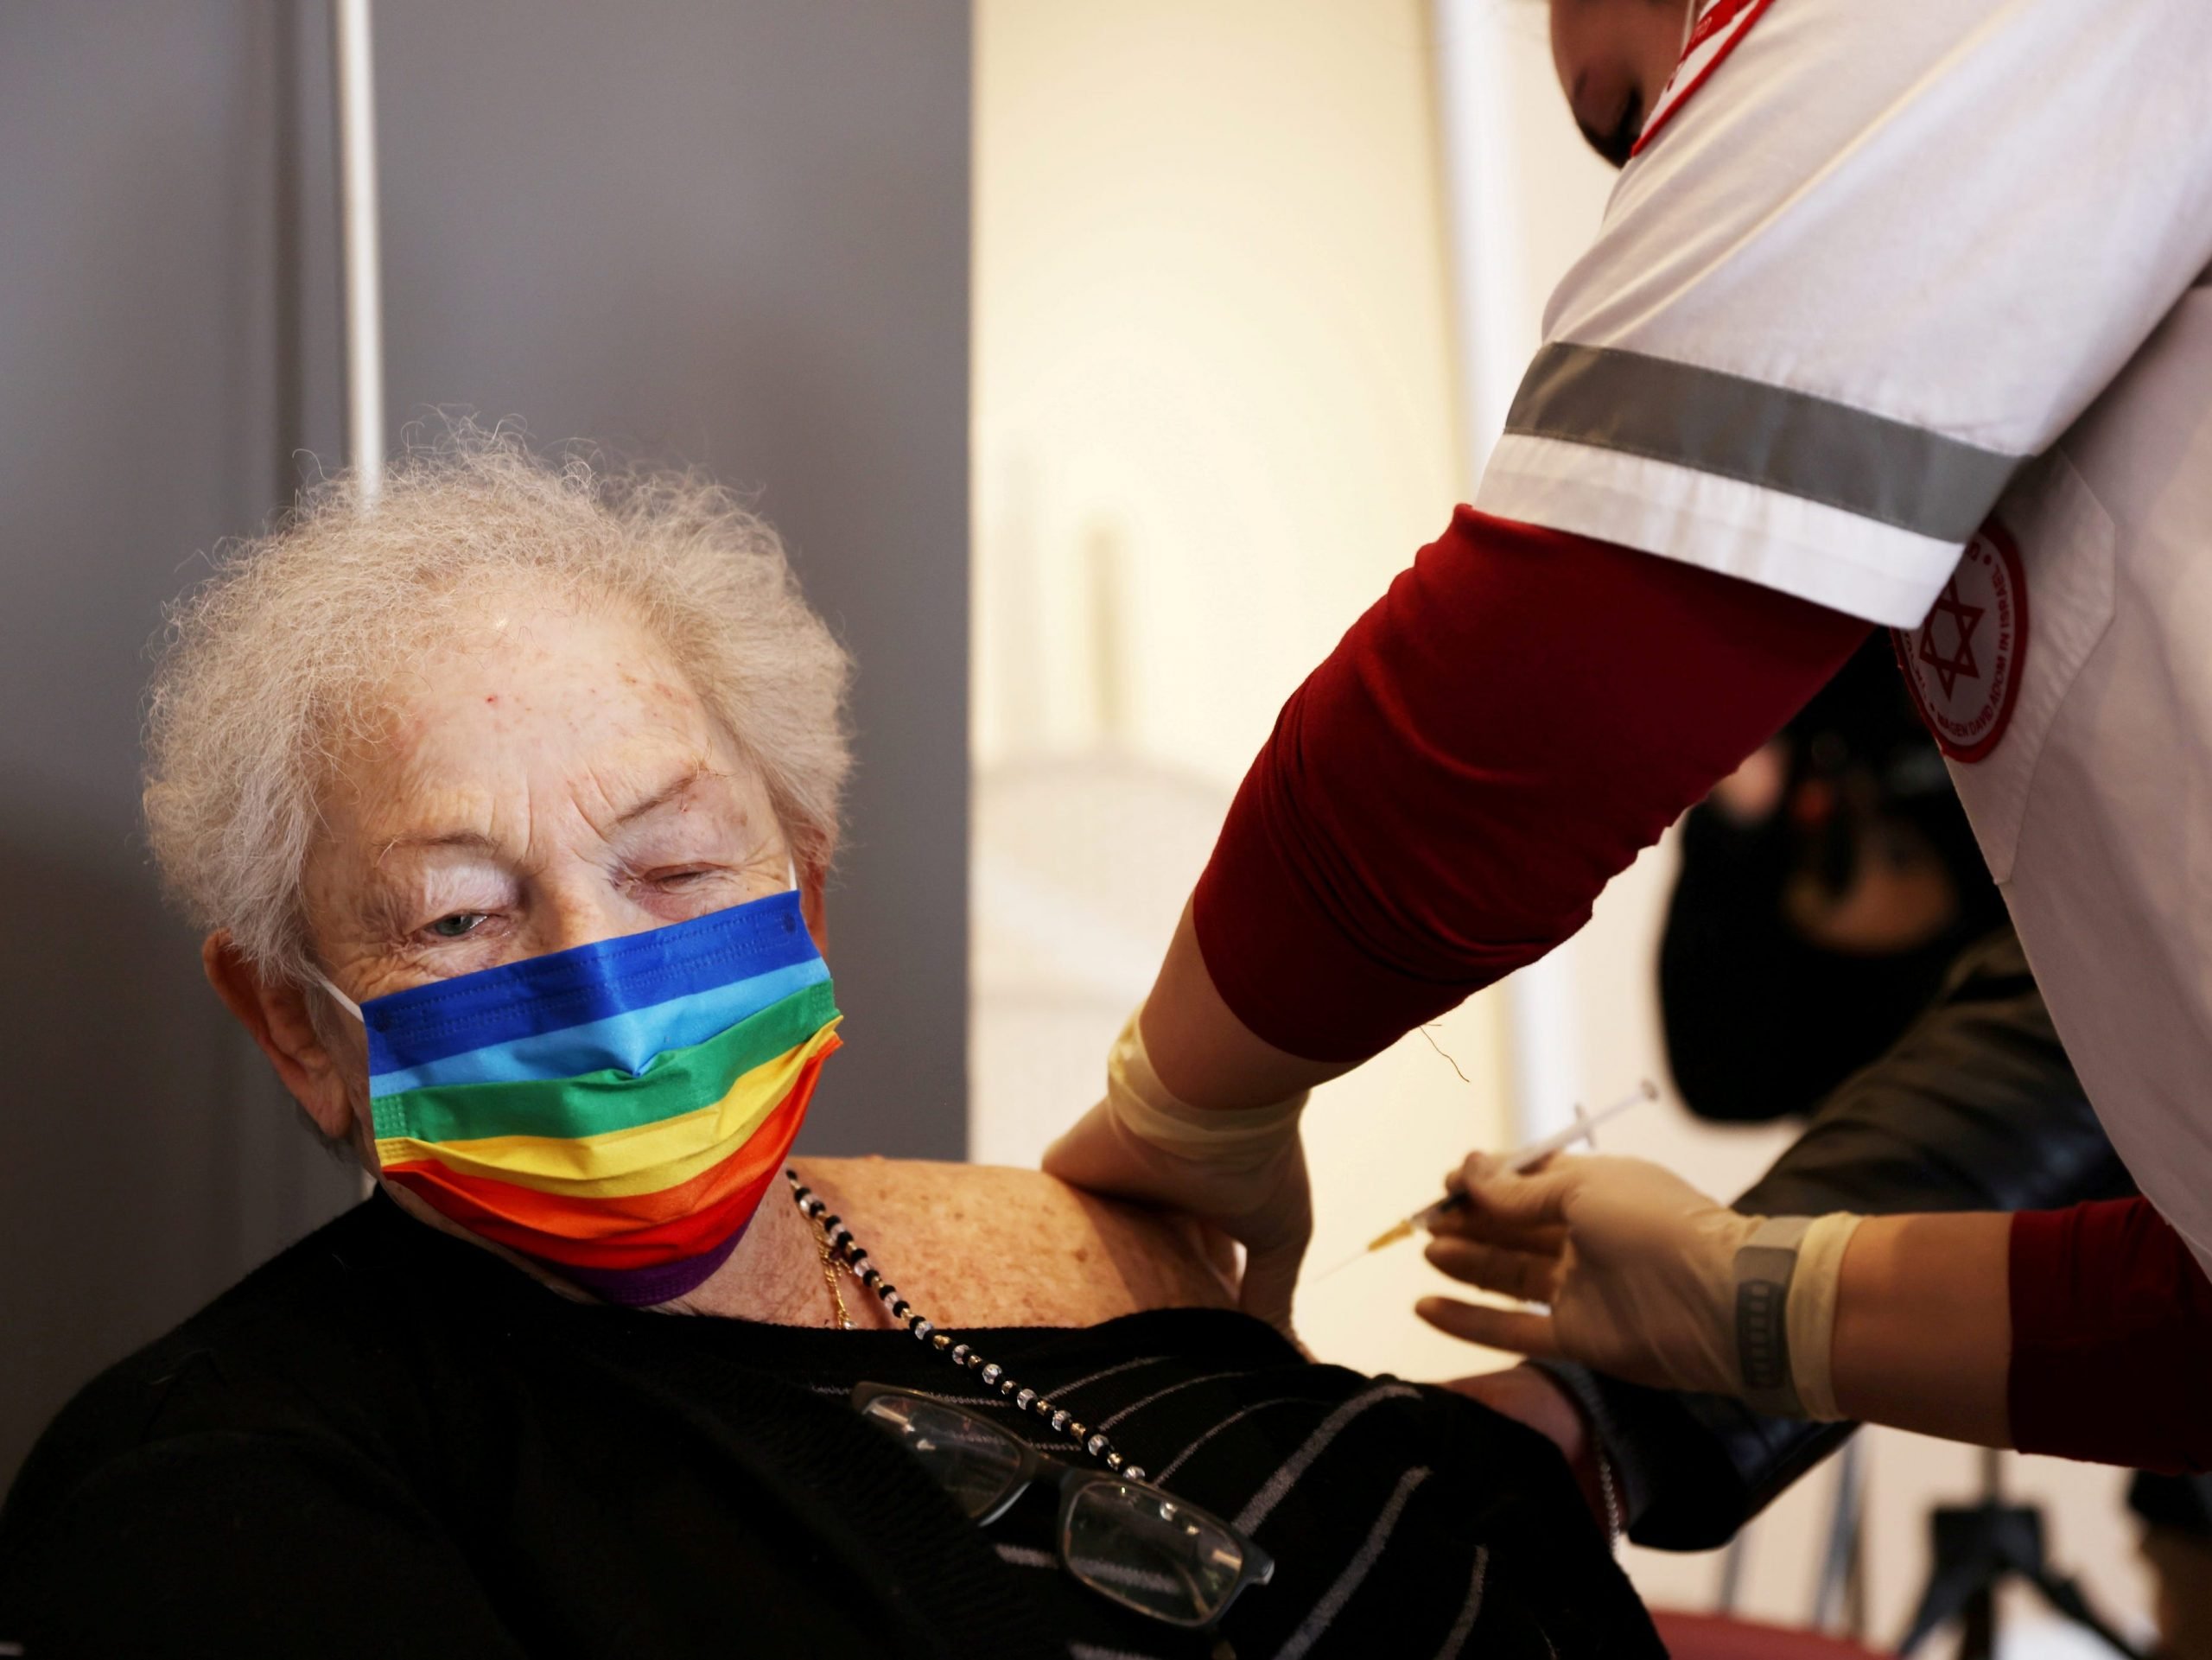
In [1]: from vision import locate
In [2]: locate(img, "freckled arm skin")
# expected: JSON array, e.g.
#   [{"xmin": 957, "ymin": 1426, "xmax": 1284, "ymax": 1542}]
[{"xmin": 791, "ymin": 1159, "xmax": 1239, "ymax": 1329}]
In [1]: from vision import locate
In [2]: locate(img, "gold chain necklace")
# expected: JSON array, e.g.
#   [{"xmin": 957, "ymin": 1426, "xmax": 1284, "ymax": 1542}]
[{"xmin": 809, "ymin": 1204, "xmax": 856, "ymax": 1329}]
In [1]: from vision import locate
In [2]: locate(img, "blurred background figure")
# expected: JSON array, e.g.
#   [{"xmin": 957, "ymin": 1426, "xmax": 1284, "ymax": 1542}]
[
  {"xmin": 1649, "ymin": 635, "xmax": 2212, "ymax": 1660},
  {"xmin": 1659, "ymin": 636, "xmax": 2009, "ymax": 1129},
  {"xmin": 1638, "ymin": 635, "xmax": 2212, "ymax": 1658}
]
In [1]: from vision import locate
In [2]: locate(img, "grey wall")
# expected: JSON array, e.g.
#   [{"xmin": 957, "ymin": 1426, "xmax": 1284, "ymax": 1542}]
[{"xmin": 0, "ymin": 1, "xmax": 969, "ymax": 1488}]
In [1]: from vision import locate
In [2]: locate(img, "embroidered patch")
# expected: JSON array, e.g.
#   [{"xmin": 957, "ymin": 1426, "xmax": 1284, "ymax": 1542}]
[
  {"xmin": 1894, "ymin": 518, "xmax": 2031, "ymax": 763},
  {"xmin": 1630, "ymin": 0, "xmax": 1779, "ymax": 159}
]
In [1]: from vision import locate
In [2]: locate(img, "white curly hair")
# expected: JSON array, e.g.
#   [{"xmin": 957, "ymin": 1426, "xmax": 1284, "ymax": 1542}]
[{"xmin": 143, "ymin": 426, "xmax": 854, "ymax": 987}]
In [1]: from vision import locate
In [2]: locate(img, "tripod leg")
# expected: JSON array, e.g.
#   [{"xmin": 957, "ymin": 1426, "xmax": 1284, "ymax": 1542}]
[
  {"xmin": 1815, "ymin": 1437, "xmax": 1866, "ymax": 1633},
  {"xmin": 1898, "ymin": 1508, "xmax": 2002, "ymax": 1655},
  {"xmin": 1716, "ymin": 1531, "xmax": 1748, "ymax": 1617},
  {"xmin": 2020, "ymin": 1566, "xmax": 2149, "ymax": 1660},
  {"xmin": 1957, "ymin": 1584, "xmax": 1994, "ymax": 1660}
]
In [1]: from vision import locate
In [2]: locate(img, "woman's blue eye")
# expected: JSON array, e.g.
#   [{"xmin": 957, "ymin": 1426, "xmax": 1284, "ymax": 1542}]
[{"xmin": 429, "ymin": 913, "xmax": 486, "ymax": 938}]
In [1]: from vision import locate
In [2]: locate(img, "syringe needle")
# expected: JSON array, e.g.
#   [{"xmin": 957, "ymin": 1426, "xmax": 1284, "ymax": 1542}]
[{"xmin": 1313, "ymin": 1080, "xmax": 1658, "ymax": 1281}]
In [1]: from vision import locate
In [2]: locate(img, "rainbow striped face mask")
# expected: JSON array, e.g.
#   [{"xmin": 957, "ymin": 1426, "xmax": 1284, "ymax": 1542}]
[{"xmin": 315, "ymin": 883, "xmax": 839, "ymax": 1306}]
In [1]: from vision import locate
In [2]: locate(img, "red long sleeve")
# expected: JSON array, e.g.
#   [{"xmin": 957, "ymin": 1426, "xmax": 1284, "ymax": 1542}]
[
  {"xmin": 2009, "ymin": 1199, "xmax": 2212, "ymax": 1472},
  {"xmin": 1192, "ymin": 507, "xmax": 1870, "ymax": 1061}
]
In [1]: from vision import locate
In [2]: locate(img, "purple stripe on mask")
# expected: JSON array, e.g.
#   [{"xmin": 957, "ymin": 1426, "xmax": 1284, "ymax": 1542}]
[{"xmin": 537, "ymin": 1224, "xmax": 748, "ymax": 1307}]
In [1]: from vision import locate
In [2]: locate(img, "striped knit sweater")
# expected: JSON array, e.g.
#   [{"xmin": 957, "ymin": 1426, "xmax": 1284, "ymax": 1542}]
[{"xmin": 0, "ymin": 1193, "xmax": 1659, "ymax": 1658}]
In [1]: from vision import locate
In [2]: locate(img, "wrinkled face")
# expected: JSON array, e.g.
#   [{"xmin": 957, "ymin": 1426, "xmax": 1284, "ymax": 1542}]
[
  {"xmin": 304, "ymin": 584, "xmax": 799, "ymax": 1026},
  {"xmin": 1550, "ymin": 0, "xmax": 1692, "ymax": 167}
]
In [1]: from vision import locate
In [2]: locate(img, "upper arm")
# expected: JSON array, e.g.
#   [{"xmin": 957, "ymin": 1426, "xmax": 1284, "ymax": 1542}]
[
  {"xmin": 1479, "ymin": 0, "xmax": 2212, "ymax": 627},
  {"xmin": 0, "ymin": 1431, "xmax": 524, "ymax": 1660},
  {"xmin": 1055, "ymin": 1180, "xmax": 1243, "ymax": 1314},
  {"xmin": 804, "ymin": 1159, "xmax": 1236, "ymax": 1324}
]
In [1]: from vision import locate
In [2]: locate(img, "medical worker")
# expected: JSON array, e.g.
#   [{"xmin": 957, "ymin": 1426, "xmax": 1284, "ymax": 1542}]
[{"xmin": 1047, "ymin": 0, "xmax": 2212, "ymax": 1470}]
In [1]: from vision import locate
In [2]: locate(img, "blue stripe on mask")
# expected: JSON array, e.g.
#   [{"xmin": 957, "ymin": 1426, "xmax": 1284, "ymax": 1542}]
[
  {"xmin": 367, "ymin": 957, "xmax": 830, "ymax": 1097},
  {"xmin": 360, "ymin": 890, "xmax": 822, "ymax": 1080}
]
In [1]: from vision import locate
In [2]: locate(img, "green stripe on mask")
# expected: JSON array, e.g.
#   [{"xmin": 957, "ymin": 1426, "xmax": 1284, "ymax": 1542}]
[{"xmin": 372, "ymin": 979, "xmax": 839, "ymax": 1145}]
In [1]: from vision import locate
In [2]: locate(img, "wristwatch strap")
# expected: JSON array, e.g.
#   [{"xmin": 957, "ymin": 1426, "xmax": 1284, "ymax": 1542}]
[{"xmin": 1734, "ymin": 1215, "xmax": 1814, "ymax": 1418}]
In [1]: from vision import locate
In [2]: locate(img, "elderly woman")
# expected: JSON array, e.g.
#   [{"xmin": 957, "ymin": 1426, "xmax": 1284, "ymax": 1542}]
[{"xmin": 0, "ymin": 436, "xmax": 1653, "ymax": 1659}]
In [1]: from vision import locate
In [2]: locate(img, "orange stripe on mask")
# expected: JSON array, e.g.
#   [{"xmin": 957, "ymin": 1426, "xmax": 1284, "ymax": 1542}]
[{"xmin": 385, "ymin": 1049, "xmax": 825, "ymax": 1270}]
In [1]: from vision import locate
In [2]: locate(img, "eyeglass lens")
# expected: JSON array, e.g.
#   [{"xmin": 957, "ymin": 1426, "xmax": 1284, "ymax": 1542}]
[
  {"xmin": 1063, "ymin": 1480, "xmax": 1249, "ymax": 1626},
  {"xmin": 858, "ymin": 1394, "xmax": 1027, "ymax": 1520},
  {"xmin": 859, "ymin": 1391, "xmax": 1255, "ymax": 1628}
]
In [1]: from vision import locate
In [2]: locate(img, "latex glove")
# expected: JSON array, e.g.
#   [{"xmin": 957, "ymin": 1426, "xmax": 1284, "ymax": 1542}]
[
  {"xmin": 1043, "ymin": 1008, "xmax": 1312, "ymax": 1334},
  {"xmin": 1414, "ymin": 1153, "xmax": 1756, "ymax": 1396}
]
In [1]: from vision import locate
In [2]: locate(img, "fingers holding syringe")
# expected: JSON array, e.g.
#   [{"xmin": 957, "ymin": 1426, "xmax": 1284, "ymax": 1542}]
[
  {"xmin": 1426, "ymin": 1201, "xmax": 1568, "ymax": 1256},
  {"xmin": 1438, "ymin": 1152, "xmax": 1582, "ymax": 1251}
]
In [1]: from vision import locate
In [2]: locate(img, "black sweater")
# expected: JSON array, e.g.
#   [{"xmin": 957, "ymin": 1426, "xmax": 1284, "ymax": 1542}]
[{"xmin": 0, "ymin": 1193, "xmax": 1657, "ymax": 1658}]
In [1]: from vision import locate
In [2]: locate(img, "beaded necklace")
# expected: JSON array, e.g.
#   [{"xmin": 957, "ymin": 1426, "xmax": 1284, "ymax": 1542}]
[{"xmin": 787, "ymin": 1169, "xmax": 1149, "ymax": 1482}]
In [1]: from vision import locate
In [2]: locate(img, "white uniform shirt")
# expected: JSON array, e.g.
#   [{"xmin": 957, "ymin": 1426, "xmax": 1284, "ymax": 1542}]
[{"xmin": 1475, "ymin": 0, "xmax": 2212, "ymax": 1274}]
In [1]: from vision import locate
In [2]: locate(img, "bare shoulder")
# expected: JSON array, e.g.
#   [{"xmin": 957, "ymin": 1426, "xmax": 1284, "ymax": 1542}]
[{"xmin": 793, "ymin": 1157, "xmax": 1236, "ymax": 1329}]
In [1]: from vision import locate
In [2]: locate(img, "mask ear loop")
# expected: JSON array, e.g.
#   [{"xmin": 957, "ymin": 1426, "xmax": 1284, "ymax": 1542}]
[
  {"xmin": 308, "ymin": 969, "xmax": 364, "ymax": 1026},
  {"xmin": 304, "ymin": 968, "xmax": 374, "ymax": 1193}
]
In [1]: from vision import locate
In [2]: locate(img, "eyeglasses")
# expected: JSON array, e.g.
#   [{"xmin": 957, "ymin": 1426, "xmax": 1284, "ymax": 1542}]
[{"xmin": 851, "ymin": 1383, "xmax": 1275, "ymax": 1631}]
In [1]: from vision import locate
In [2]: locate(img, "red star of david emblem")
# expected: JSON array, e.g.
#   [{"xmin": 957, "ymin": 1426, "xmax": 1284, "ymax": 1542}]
[{"xmin": 1917, "ymin": 578, "xmax": 1985, "ymax": 699}]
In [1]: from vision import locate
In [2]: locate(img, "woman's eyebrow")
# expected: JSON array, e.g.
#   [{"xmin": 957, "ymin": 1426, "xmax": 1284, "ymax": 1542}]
[
  {"xmin": 374, "ymin": 828, "xmax": 503, "ymax": 860},
  {"xmin": 363, "ymin": 766, "xmax": 734, "ymax": 864},
  {"xmin": 610, "ymin": 762, "xmax": 733, "ymax": 829}
]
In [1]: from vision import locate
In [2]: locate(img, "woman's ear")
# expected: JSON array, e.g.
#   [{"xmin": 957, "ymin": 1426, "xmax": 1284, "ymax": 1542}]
[
  {"xmin": 200, "ymin": 932, "xmax": 359, "ymax": 1142},
  {"xmin": 798, "ymin": 862, "xmax": 830, "ymax": 958}
]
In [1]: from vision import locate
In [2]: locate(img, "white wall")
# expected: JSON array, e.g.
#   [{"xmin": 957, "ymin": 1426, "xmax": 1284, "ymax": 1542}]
[{"xmin": 970, "ymin": 0, "xmax": 1516, "ymax": 1383}]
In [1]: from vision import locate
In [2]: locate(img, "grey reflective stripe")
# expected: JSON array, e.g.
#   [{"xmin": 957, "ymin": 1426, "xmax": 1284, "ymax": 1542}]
[{"xmin": 1503, "ymin": 342, "xmax": 2019, "ymax": 542}]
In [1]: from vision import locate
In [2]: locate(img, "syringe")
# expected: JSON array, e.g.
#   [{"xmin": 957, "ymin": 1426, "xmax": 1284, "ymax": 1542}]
[{"xmin": 1314, "ymin": 1079, "xmax": 1658, "ymax": 1280}]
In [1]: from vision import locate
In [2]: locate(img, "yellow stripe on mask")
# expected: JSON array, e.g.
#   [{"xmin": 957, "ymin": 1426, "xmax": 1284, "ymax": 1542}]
[{"xmin": 374, "ymin": 1021, "xmax": 838, "ymax": 1198}]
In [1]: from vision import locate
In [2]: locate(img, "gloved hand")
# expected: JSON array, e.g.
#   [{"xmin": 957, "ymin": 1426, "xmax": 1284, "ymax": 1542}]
[
  {"xmin": 1042, "ymin": 1007, "xmax": 1312, "ymax": 1334},
  {"xmin": 1414, "ymin": 1152, "xmax": 1859, "ymax": 1414}
]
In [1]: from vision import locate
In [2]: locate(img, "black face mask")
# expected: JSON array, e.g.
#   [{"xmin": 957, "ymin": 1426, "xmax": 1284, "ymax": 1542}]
[
  {"xmin": 1658, "ymin": 634, "xmax": 2012, "ymax": 1125},
  {"xmin": 1658, "ymin": 807, "xmax": 1986, "ymax": 1123}
]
